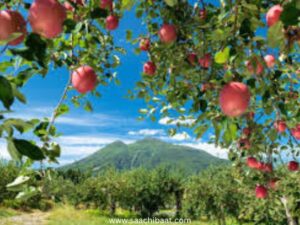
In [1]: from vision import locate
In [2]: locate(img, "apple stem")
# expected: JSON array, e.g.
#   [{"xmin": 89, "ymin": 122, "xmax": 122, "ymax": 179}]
[
  {"xmin": 232, "ymin": 0, "xmax": 241, "ymax": 35},
  {"xmin": 47, "ymin": 74, "xmax": 72, "ymax": 133}
]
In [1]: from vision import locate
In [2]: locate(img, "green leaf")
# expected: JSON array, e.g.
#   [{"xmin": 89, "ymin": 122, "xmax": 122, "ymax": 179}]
[
  {"xmin": 6, "ymin": 176, "xmax": 30, "ymax": 191},
  {"xmin": 4, "ymin": 119, "xmax": 35, "ymax": 133},
  {"xmin": 194, "ymin": 125, "xmax": 209, "ymax": 139},
  {"xmin": 214, "ymin": 47, "xmax": 230, "ymax": 64},
  {"xmin": 199, "ymin": 99, "xmax": 207, "ymax": 112},
  {"xmin": 55, "ymin": 104, "xmax": 69, "ymax": 118},
  {"xmin": 267, "ymin": 22, "xmax": 285, "ymax": 49},
  {"xmin": 281, "ymin": 0, "xmax": 300, "ymax": 26},
  {"xmin": 16, "ymin": 186, "xmax": 39, "ymax": 201},
  {"xmin": 122, "ymin": 0, "xmax": 135, "ymax": 10},
  {"xmin": 126, "ymin": 30, "xmax": 132, "ymax": 41},
  {"xmin": 164, "ymin": 0, "xmax": 178, "ymax": 7},
  {"xmin": 90, "ymin": 7, "xmax": 108, "ymax": 19},
  {"xmin": 12, "ymin": 139, "xmax": 45, "ymax": 160},
  {"xmin": 84, "ymin": 101, "xmax": 93, "ymax": 112},
  {"xmin": 7, "ymin": 138, "xmax": 22, "ymax": 161},
  {"xmin": 0, "ymin": 76, "xmax": 14, "ymax": 109}
]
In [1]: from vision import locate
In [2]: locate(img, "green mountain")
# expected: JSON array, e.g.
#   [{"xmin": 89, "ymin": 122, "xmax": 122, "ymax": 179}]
[{"xmin": 61, "ymin": 138, "xmax": 228, "ymax": 174}]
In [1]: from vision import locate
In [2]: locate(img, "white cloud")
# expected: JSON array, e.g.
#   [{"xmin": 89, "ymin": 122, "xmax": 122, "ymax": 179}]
[
  {"xmin": 0, "ymin": 140, "xmax": 9, "ymax": 159},
  {"xmin": 159, "ymin": 116, "xmax": 195, "ymax": 126},
  {"xmin": 58, "ymin": 135, "xmax": 134, "ymax": 146},
  {"xmin": 170, "ymin": 132, "xmax": 191, "ymax": 141},
  {"xmin": 179, "ymin": 141, "xmax": 228, "ymax": 159},
  {"xmin": 10, "ymin": 106, "xmax": 141, "ymax": 128},
  {"xmin": 128, "ymin": 129, "xmax": 165, "ymax": 136}
]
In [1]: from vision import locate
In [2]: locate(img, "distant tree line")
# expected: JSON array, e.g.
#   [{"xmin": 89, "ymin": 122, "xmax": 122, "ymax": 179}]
[{"xmin": 0, "ymin": 160, "xmax": 299, "ymax": 225}]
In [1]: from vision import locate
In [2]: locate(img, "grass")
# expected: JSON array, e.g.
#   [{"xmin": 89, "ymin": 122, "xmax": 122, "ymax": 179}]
[
  {"xmin": 45, "ymin": 205, "xmax": 243, "ymax": 225},
  {"xmin": 0, "ymin": 207, "xmax": 19, "ymax": 219}
]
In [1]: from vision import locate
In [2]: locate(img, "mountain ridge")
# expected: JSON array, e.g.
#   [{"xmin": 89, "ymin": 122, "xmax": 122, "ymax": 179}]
[{"xmin": 61, "ymin": 138, "xmax": 228, "ymax": 174}]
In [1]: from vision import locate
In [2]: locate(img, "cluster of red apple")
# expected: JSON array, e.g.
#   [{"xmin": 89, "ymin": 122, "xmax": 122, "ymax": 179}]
[
  {"xmin": 0, "ymin": 0, "xmax": 119, "ymax": 94},
  {"xmin": 139, "ymin": 3, "xmax": 296, "ymax": 199},
  {"xmin": 221, "ymin": 5, "xmax": 298, "ymax": 199}
]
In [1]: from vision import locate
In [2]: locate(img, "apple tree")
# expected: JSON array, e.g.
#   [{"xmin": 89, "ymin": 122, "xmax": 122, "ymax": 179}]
[
  {"xmin": 127, "ymin": 0, "xmax": 300, "ymax": 224},
  {"xmin": 0, "ymin": 0, "xmax": 125, "ymax": 199}
]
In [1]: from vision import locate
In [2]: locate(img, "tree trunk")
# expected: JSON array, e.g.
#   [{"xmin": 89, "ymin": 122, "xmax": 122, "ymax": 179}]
[
  {"xmin": 175, "ymin": 191, "xmax": 183, "ymax": 218},
  {"xmin": 110, "ymin": 200, "xmax": 116, "ymax": 216},
  {"xmin": 281, "ymin": 196, "xmax": 299, "ymax": 225}
]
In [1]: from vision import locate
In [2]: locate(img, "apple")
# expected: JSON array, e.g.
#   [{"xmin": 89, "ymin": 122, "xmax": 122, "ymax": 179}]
[
  {"xmin": 274, "ymin": 120, "xmax": 286, "ymax": 133},
  {"xmin": 264, "ymin": 55, "xmax": 276, "ymax": 68},
  {"xmin": 187, "ymin": 53, "xmax": 197, "ymax": 66},
  {"xmin": 247, "ymin": 157, "xmax": 259, "ymax": 169},
  {"xmin": 158, "ymin": 24, "xmax": 177, "ymax": 44},
  {"xmin": 100, "ymin": 0, "xmax": 113, "ymax": 10},
  {"xmin": 199, "ymin": 9, "xmax": 207, "ymax": 20},
  {"xmin": 139, "ymin": 38, "xmax": 150, "ymax": 51},
  {"xmin": 291, "ymin": 125, "xmax": 300, "ymax": 140},
  {"xmin": 72, "ymin": 66, "xmax": 97, "ymax": 93},
  {"xmin": 29, "ymin": 0, "xmax": 66, "ymax": 39},
  {"xmin": 0, "ymin": 10, "xmax": 27, "ymax": 46},
  {"xmin": 288, "ymin": 161, "xmax": 299, "ymax": 171},
  {"xmin": 64, "ymin": 0, "xmax": 84, "ymax": 11},
  {"xmin": 266, "ymin": 5, "xmax": 283, "ymax": 27},
  {"xmin": 256, "ymin": 185, "xmax": 268, "ymax": 199},
  {"xmin": 246, "ymin": 57, "xmax": 264, "ymax": 75},
  {"xmin": 268, "ymin": 179, "xmax": 278, "ymax": 190},
  {"xmin": 219, "ymin": 82, "xmax": 251, "ymax": 117},
  {"xmin": 259, "ymin": 163, "xmax": 273, "ymax": 173},
  {"xmin": 106, "ymin": 15, "xmax": 119, "ymax": 30},
  {"xmin": 143, "ymin": 61, "xmax": 156, "ymax": 76},
  {"xmin": 243, "ymin": 127, "xmax": 251, "ymax": 136},
  {"xmin": 198, "ymin": 53, "xmax": 212, "ymax": 69},
  {"xmin": 288, "ymin": 91, "xmax": 298, "ymax": 100},
  {"xmin": 239, "ymin": 138, "xmax": 251, "ymax": 150}
]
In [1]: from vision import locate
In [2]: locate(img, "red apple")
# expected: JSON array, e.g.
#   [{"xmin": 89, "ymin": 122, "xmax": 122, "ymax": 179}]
[
  {"xmin": 158, "ymin": 24, "xmax": 177, "ymax": 44},
  {"xmin": 199, "ymin": 9, "xmax": 207, "ymax": 20},
  {"xmin": 274, "ymin": 120, "xmax": 286, "ymax": 133},
  {"xmin": 0, "ymin": 10, "xmax": 27, "ymax": 46},
  {"xmin": 247, "ymin": 157, "xmax": 259, "ymax": 169},
  {"xmin": 198, "ymin": 53, "xmax": 212, "ymax": 69},
  {"xmin": 266, "ymin": 5, "xmax": 283, "ymax": 27},
  {"xmin": 246, "ymin": 57, "xmax": 264, "ymax": 75},
  {"xmin": 243, "ymin": 127, "xmax": 251, "ymax": 136},
  {"xmin": 139, "ymin": 38, "xmax": 150, "ymax": 51},
  {"xmin": 264, "ymin": 55, "xmax": 276, "ymax": 68},
  {"xmin": 239, "ymin": 138, "xmax": 251, "ymax": 150},
  {"xmin": 256, "ymin": 185, "xmax": 268, "ymax": 199},
  {"xmin": 259, "ymin": 163, "xmax": 273, "ymax": 173},
  {"xmin": 268, "ymin": 179, "xmax": 278, "ymax": 190},
  {"xmin": 64, "ymin": 0, "xmax": 84, "ymax": 11},
  {"xmin": 29, "ymin": 0, "xmax": 66, "ymax": 39},
  {"xmin": 219, "ymin": 82, "xmax": 251, "ymax": 117},
  {"xmin": 106, "ymin": 15, "xmax": 119, "ymax": 30},
  {"xmin": 288, "ymin": 161, "xmax": 299, "ymax": 171},
  {"xmin": 72, "ymin": 66, "xmax": 97, "ymax": 93},
  {"xmin": 143, "ymin": 61, "xmax": 156, "ymax": 76},
  {"xmin": 291, "ymin": 125, "xmax": 300, "ymax": 140},
  {"xmin": 188, "ymin": 53, "xmax": 197, "ymax": 66},
  {"xmin": 100, "ymin": 0, "xmax": 113, "ymax": 10}
]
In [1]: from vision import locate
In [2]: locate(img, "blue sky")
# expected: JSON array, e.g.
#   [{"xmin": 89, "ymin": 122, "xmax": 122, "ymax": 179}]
[{"xmin": 0, "ymin": 0, "xmax": 240, "ymax": 164}]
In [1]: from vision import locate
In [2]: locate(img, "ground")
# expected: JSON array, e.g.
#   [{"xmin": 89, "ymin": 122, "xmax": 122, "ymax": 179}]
[{"xmin": 0, "ymin": 206, "xmax": 245, "ymax": 225}]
